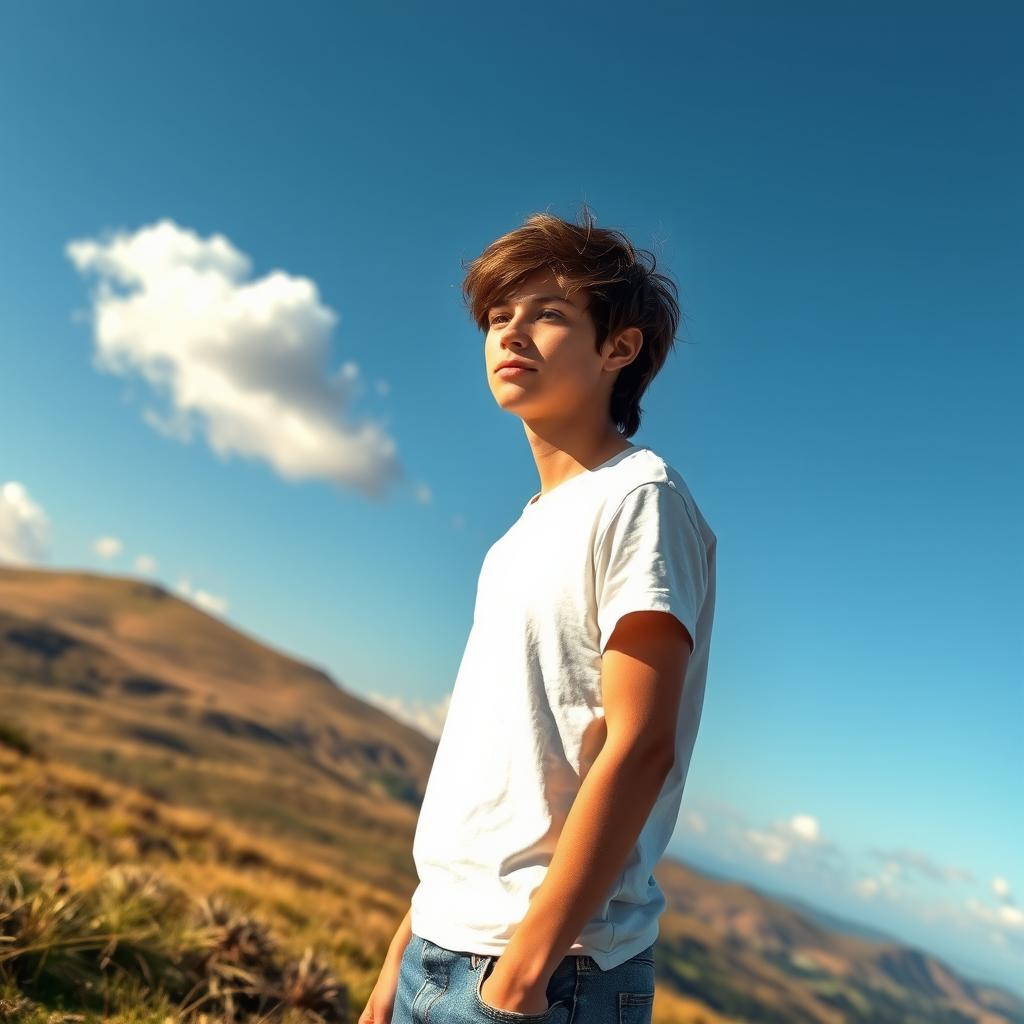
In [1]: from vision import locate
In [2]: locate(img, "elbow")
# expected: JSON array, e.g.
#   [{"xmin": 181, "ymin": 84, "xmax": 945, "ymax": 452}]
[
  {"xmin": 641, "ymin": 736, "xmax": 676, "ymax": 778},
  {"xmin": 652, "ymin": 745, "xmax": 676, "ymax": 778},
  {"xmin": 606, "ymin": 734, "xmax": 676, "ymax": 779}
]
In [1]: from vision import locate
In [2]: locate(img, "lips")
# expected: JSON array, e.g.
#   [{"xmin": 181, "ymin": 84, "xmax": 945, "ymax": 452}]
[{"xmin": 495, "ymin": 361, "xmax": 536, "ymax": 372}]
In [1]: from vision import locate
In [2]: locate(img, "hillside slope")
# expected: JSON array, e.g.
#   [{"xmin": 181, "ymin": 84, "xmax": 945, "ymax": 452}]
[{"xmin": 1, "ymin": 565, "xmax": 1019, "ymax": 1024}]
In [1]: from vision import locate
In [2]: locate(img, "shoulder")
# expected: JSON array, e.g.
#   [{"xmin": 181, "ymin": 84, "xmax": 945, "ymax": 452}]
[{"xmin": 595, "ymin": 448, "xmax": 713, "ymax": 549}]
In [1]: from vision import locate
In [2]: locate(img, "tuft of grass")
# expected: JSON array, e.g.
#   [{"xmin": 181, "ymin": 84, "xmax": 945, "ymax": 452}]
[{"xmin": 0, "ymin": 862, "xmax": 351, "ymax": 1023}]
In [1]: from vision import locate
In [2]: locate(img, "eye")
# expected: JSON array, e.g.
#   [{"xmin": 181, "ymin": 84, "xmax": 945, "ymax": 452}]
[{"xmin": 487, "ymin": 308, "xmax": 563, "ymax": 327}]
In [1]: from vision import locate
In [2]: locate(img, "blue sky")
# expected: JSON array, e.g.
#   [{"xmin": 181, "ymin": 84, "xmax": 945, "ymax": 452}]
[{"xmin": 1, "ymin": 0, "xmax": 1020, "ymax": 996}]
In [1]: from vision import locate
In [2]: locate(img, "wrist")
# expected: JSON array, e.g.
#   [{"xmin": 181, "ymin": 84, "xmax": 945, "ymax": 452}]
[{"xmin": 496, "ymin": 943, "xmax": 557, "ymax": 989}]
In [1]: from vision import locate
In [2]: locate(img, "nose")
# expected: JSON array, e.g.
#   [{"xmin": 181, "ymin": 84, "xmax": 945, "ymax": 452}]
[{"xmin": 495, "ymin": 311, "xmax": 532, "ymax": 348}]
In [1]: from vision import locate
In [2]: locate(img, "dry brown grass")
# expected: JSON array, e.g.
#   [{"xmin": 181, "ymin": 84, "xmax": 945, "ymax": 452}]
[{"xmin": 0, "ymin": 742, "xmax": 402, "ymax": 1023}]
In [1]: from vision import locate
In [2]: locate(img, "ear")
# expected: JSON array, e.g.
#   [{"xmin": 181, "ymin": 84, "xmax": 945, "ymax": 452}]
[{"xmin": 605, "ymin": 326, "xmax": 644, "ymax": 371}]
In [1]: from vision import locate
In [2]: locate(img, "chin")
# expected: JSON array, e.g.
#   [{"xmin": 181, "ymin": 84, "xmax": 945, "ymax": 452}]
[{"xmin": 492, "ymin": 389, "xmax": 531, "ymax": 407}]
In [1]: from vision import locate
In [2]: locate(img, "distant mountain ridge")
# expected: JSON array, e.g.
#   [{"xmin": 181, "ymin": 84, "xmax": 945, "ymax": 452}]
[{"xmin": 1, "ymin": 564, "xmax": 1021, "ymax": 1024}]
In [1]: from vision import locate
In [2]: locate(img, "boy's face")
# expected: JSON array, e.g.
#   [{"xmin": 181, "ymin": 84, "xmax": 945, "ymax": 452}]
[{"xmin": 484, "ymin": 267, "xmax": 616, "ymax": 423}]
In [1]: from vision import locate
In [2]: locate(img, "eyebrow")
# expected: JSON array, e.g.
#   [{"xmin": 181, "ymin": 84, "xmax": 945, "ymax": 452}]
[{"xmin": 489, "ymin": 293, "xmax": 577, "ymax": 310}]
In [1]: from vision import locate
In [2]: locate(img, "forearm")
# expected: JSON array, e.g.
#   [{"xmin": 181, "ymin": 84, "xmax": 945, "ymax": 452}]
[
  {"xmin": 499, "ymin": 739, "xmax": 673, "ymax": 986},
  {"xmin": 381, "ymin": 905, "xmax": 413, "ymax": 976}
]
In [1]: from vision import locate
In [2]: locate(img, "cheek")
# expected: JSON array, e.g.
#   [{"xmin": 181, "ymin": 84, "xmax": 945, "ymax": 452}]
[{"xmin": 545, "ymin": 345, "xmax": 601, "ymax": 389}]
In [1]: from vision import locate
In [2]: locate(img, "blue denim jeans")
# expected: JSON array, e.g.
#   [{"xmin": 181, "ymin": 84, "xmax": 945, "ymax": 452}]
[{"xmin": 392, "ymin": 933, "xmax": 656, "ymax": 1024}]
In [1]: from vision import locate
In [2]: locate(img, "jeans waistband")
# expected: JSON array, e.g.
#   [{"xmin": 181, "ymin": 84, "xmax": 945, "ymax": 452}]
[{"xmin": 466, "ymin": 948, "xmax": 599, "ymax": 972}]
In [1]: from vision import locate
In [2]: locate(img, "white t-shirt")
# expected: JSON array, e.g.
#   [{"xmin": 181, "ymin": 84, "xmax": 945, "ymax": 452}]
[{"xmin": 410, "ymin": 443, "xmax": 717, "ymax": 970}]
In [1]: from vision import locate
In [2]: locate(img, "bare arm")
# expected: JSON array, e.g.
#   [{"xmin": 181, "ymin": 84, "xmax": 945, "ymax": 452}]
[
  {"xmin": 358, "ymin": 905, "xmax": 413, "ymax": 1023},
  {"xmin": 482, "ymin": 610, "xmax": 691, "ymax": 1010},
  {"xmin": 382, "ymin": 905, "xmax": 413, "ymax": 975}
]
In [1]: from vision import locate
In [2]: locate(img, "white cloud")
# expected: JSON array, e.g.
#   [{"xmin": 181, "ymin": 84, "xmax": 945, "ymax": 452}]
[
  {"xmin": 966, "ymin": 897, "xmax": 1024, "ymax": 932},
  {"xmin": 362, "ymin": 690, "xmax": 451, "ymax": 741},
  {"xmin": 852, "ymin": 855, "xmax": 995, "ymax": 919},
  {"xmin": 855, "ymin": 877, "xmax": 881, "ymax": 899},
  {"xmin": 176, "ymin": 577, "xmax": 229, "ymax": 617},
  {"xmin": 413, "ymin": 482, "xmax": 432, "ymax": 505},
  {"xmin": 684, "ymin": 811, "xmax": 708, "ymax": 834},
  {"xmin": 66, "ymin": 219, "xmax": 403, "ymax": 497},
  {"xmin": 745, "ymin": 827, "xmax": 791, "ymax": 864},
  {"xmin": 681, "ymin": 799, "xmax": 1017, "ymax": 975},
  {"xmin": 134, "ymin": 553, "xmax": 159, "ymax": 574},
  {"xmin": 1003, "ymin": 905, "xmax": 1024, "ymax": 928},
  {"xmin": 93, "ymin": 536, "xmax": 123, "ymax": 559},
  {"xmin": 852, "ymin": 862, "xmax": 906, "ymax": 903},
  {"xmin": 193, "ymin": 590, "xmax": 228, "ymax": 615},
  {"xmin": 0, "ymin": 482, "xmax": 50, "ymax": 565},
  {"xmin": 790, "ymin": 813, "xmax": 820, "ymax": 842},
  {"xmin": 743, "ymin": 812, "xmax": 832, "ymax": 866},
  {"xmin": 869, "ymin": 847, "xmax": 974, "ymax": 884}
]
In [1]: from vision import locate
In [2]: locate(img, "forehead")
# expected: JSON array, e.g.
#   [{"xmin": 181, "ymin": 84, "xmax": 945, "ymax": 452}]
[{"xmin": 496, "ymin": 268, "xmax": 585, "ymax": 306}]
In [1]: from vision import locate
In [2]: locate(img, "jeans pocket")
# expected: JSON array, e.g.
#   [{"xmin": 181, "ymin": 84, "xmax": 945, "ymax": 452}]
[
  {"xmin": 473, "ymin": 955, "xmax": 568, "ymax": 1023},
  {"xmin": 618, "ymin": 990, "xmax": 654, "ymax": 1024}
]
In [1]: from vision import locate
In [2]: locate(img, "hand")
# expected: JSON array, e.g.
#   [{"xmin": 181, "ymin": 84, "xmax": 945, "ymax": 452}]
[{"xmin": 480, "ymin": 959, "xmax": 552, "ymax": 1016}]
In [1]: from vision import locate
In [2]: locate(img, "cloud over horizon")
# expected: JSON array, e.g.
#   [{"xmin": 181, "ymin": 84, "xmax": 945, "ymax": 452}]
[
  {"xmin": 176, "ymin": 576, "xmax": 229, "ymax": 617},
  {"xmin": 363, "ymin": 689, "xmax": 451, "ymax": 741},
  {"xmin": 0, "ymin": 482, "xmax": 50, "ymax": 565}
]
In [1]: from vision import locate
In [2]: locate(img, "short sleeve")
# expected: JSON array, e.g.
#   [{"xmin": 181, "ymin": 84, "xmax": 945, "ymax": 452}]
[{"xmin": 594, "ymin": 481, "xmax": 709, "ymax": 655}]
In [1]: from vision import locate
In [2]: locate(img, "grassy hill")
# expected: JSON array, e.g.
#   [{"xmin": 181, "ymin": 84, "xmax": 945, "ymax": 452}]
[{"xmin": 1, "ymin": 565, "xmax": 1020, "ymax": 1023}]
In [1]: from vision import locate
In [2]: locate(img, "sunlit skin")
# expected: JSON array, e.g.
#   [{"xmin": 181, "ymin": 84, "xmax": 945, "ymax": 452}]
[
  {"xmin": 476, "ymin": 268, "xmax": 695, "ymax": 1016},
  {"xmin": 485, "ymin": 266, "xmax": 644, "ymax": 495}
]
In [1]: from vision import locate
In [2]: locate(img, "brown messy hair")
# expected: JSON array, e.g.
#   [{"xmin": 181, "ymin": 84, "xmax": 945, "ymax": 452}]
[{"xmin": 461, "ymin": 203, "xmax": 683, "ymax": 438}]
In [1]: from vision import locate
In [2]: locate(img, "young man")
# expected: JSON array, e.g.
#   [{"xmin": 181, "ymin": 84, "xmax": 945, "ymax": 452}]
[{"xmin": 362, "ymin": 208, "xmax": 717, "ymax": 1024}]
